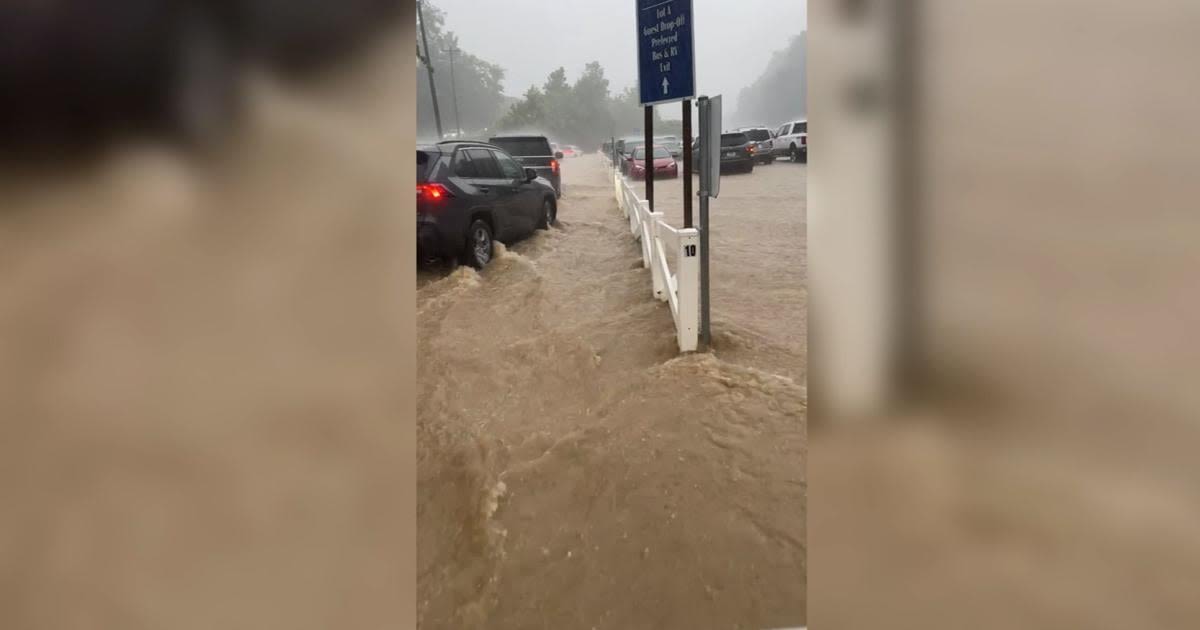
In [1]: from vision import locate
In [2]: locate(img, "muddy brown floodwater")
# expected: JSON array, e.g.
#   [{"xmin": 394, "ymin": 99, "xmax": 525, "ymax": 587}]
[{"xmin": 418, "ymin": 154, "xmax": 807, "ymax": 628}]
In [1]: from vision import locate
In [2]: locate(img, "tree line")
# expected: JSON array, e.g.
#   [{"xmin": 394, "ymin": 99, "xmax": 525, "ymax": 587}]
[
  {"xmin": 495, "ymin": 64, "xmax": 672, "ymax": 151},
  {"xmin": 417, "ymin": 2, "xmax": 804, "ymax": 147},
  {"xmin": 417, "ymin": 2, "xmax": 666, "ymax": 149}
]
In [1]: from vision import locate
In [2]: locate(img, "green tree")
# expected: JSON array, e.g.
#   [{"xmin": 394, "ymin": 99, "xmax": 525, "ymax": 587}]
[
  {"xmin": 496, "ymin": 85, "xmax": 547, "ymax": 131},
  {"xmin": 492, "ymin": 62, "xmax": 672, "ymax": 150},
  {"xmin": 540, "ymin": 67, "xmax": 573, "ymax": 139},
  {"xmin": 570, "ymin": 62, "xmax": 615, "ymax": 149}
]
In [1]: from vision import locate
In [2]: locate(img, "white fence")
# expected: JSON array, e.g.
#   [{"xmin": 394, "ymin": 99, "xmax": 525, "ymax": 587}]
[{"xmin": 606, "ymin": 154, "xmax": 700, "ymax": 353}]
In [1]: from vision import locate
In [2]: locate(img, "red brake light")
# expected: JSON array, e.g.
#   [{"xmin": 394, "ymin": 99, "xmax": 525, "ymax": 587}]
[
  {"xmin": 550, "ymin": 159, "xmax": 559, "ymax": 173},
  {"xmin": 801, "ymin": 136, "xmax": 807, "ymax": 145},
  {"xmin": 417, "ymin": 183, "xmax": 453, "ymax": 202}
]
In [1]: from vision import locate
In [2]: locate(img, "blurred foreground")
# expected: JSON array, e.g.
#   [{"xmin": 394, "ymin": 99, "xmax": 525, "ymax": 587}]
[
  {"xmin": 0, "ymin": 26, "xmax": 414, "ymax": 629},
  {"xmin": 810, "ymin": 1, "xmax": 1200, "ymax": 628}
]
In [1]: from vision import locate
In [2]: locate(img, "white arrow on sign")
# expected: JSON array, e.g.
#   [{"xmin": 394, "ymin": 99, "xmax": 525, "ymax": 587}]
[{"xmin": 662, "ymin": 77, "xmax": 669, "ymax": 94}]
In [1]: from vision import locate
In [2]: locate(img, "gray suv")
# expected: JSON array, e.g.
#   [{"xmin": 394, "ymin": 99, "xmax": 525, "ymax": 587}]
[
  {"xmin": 488, "ymin": 135, "xmax": 563, "ymax": 198},
  {"xmin": 738, "ymin": 127, "xmax": 776, "ymax": 164},
  {"xmin": 417, "ymin": 141, "xmax": 558, "ymax": 268}
]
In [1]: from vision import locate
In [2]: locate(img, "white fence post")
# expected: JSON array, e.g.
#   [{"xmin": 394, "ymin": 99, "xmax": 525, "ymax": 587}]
[
  {"xmin": 638, "ymin": 201, "xmax": 652, "ymax": 268},
  {"xmin": 615, "ymin": 173, "xmax": 624, "ymax": 215},
  {"xmin": 649, "ymin": 213, "xmax": 665, "ymax": 299},
  {"xmin": 675, "ymin": 228, "xmax": 700, "ymax": 352},
  {"xmin": 610, "ymin": 169, "xmax": 701, "ymax": 354}
]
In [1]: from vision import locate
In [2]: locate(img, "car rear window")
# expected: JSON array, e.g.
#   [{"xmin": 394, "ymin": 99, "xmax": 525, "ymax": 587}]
[
  {"xmin": 744, "ymin": 129, "xmax": 771, "ymax": 142},
  {"xmin": 489, "ymin": 137, "xmax": 551, "ymax": 156},
  {"xmin": 720, "ymin": 133, "xmax": 748, "ymax": 147},
  {"xmin": 633, "ymin": 146, "xmax": 671, "ymax": 159},
  {"xmin": 795, "ymin": 122, "xmax": 807, "ymax": 133}
]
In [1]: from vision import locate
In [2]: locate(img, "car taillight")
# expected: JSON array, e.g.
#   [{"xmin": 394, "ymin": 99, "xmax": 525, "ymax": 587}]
[
  {"xmin": 748, "ymin": 145, "xmax": 756, "ymax": 153},
  {"xmin": 417, "ymin": 183, "xmax": 453, "ymax": 202},
  {"xmin": 801, "ymin": 136, "xmax": 807, "ymax": 145},
  {"xmin": 550, "ymin": 159, "xmax": 559, "ymax": 173}
]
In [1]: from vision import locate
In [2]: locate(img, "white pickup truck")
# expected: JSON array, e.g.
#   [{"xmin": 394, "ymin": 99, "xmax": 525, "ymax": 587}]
[{"xmin": 772, "ymin": 119, "xmax": 807, "ymax": 162}]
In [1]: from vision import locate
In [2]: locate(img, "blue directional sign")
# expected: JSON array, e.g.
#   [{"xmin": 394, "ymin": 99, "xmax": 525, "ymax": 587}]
[{"xmin": 636, "ymin": 0, "xmax": 696, "ymax": 106}]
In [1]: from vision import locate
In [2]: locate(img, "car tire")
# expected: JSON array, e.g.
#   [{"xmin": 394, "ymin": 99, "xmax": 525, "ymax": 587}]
[
  {"xmin": 463, "ymin": 219, "xmax": 494, "ymax": 269},
  {"xmin": 537, "ymin": 198, "xmax": 556, "ymax": 230}
]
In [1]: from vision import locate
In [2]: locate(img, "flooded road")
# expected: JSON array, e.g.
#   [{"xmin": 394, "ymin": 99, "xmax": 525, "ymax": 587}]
[{"xmin": 418, "ymin": 154, "xmax": 807, "ymax": 628}]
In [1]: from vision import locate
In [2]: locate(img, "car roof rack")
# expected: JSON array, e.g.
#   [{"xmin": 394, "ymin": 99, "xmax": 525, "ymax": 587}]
[{"xmin": 434, "ymin": 139, "xmax": 501, "ymax": 151}]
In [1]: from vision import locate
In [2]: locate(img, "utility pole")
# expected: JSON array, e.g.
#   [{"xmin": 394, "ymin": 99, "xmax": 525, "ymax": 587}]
[
  {"xmin": 445, "ymin": 39, "xmax": 462, "ymax": 137},
  {"xmin": 416, "ymin": 0, "xmax": 444, "ymax": 139}
]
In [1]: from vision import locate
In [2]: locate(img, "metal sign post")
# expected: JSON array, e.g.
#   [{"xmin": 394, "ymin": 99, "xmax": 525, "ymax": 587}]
[
  {"xmin": 697, "ymin": 95, "xmax": 721, "ymax": 349},
  {"xmin": 645, "ymin": 106, "xmax": 654, "ymax": 211},
  {"xmin": 682, "ymin": 100, "xmax": 693, "ymax": 228}
]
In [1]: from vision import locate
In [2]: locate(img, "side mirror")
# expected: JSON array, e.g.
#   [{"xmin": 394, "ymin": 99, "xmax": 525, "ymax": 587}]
[
  {"xmin": 555, "ymin": 151, "xmax": 564, "ymax": 160},
  {"xmin": 524, "ymin": 167, "xmax": 538, "ymax": 181}
]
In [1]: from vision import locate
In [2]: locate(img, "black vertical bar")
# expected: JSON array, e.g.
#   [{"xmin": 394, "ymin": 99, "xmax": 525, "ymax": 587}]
[
  {"xmin": 696, "ymin": 98, "xmax": 709, "ymax": 347},
  {"xmin": 416, "ymin": 0, "xmax": 443, "ymax": 139},
  {"xmin": 644, "ymin": 106, "xmax": 654, "ymax": 212},
  {"xmin": 682, "ymin": 99, "xmax": 693, "ymax": 228}
]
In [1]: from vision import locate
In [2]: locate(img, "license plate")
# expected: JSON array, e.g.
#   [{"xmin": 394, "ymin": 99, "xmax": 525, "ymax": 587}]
[{"xmin": 724, "ymin": 151, "xmax": 738, "ymax": 158}]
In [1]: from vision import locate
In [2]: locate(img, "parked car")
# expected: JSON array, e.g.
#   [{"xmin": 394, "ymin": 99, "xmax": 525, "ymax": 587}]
[
  {"xmin": 773, "ymin": 119, "xmax": 807, "ymax": 162},
  {"xmin": 488, "ymin": 134, "xmax": 563, "ymax": 198},
  {"xmin": 0, "ymin": 0, "xmax": 407, "ymax": 151},
  {"xmin": 417, "ymin": 141, "xmax": 558, "ymax": 268},
  {"xmin": 692, "ymin": 132, "xmax": 756, "ymax": 174},
  {"xmin": 627, "ymin": 145, "xmax": 679, "ymax": 180},
  {"xmin": 738, "ymin": 126, "xmax": 776, "ymax": 164},
  {"xmin": 655, "ymin": 135, "xmax": 683, "ymax": 158},
  {"xmin": 617, "ymin": 137, "xmax": 646, "ymax": 175}
]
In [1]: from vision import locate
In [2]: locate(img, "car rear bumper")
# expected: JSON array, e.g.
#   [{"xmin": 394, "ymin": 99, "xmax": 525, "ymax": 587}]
[
  {"xmin": 774, "ymin": 144, "xmax": 807, "ymax": 157},
  {"xmin": 417, "ymin": 215, "xmax": 464, "ymax": 258}
]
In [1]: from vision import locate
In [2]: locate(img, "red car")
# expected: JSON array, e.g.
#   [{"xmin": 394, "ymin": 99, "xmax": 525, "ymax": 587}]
[{"xmin": 627, "ymin": 145, "xmax": 678, "ymax": 180}]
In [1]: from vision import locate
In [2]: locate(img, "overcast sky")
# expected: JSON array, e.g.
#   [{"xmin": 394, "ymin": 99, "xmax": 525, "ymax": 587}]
[{"xmin": 431, "ymin": 0, "xmax": 807, "ymax": 116}]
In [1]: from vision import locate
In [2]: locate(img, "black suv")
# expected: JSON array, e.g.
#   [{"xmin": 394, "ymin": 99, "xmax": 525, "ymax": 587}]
[
  {"xmin": 417, "ymin": 141, "xmax": 558, "ymax": 268},
  {"xmin": 692, "ymin": 132, "xmax": 756, "ymax": 174},
  {"xmin": 488, "ymin": 135, "xmax": 562, "ymax": 198}
]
